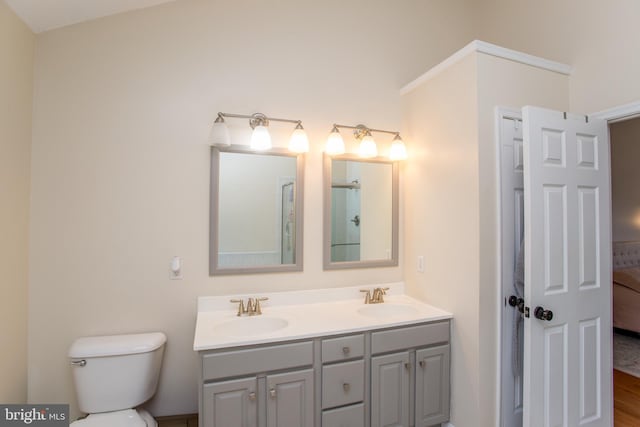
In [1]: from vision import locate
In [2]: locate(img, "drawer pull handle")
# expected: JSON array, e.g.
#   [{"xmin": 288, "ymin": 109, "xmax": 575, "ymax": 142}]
[
  {"xmin": 419, "ymin": 360, "xmax": 425, "ymax": 368},
  {"xmin": 404, "ymin": 362, "xmax": 411, "ymax": 370},
  {"xmin": 269, "ymin": 388, "xmax": 276, "ymax": 399},
  {"xmin": 248, "ymin": 392, "xmax": 256, "ymax": 401},
  {"xmin": 342, "ymin": 382, "xmax": 351, "ymax": 393},
  {"xmin": 342, "ymin": 347, "xmax": 350, "ymax": 355}
]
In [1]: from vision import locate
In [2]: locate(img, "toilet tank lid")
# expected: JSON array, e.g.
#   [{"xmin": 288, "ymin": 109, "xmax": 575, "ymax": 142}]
[{"xmin": 68, "ymin": 332, "xmax": 166, "ymax": 358}]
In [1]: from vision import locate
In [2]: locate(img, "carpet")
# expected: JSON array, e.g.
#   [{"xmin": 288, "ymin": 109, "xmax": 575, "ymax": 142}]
[{"xmin": 613, "ymin": 330, "xmax": 640, "ymax": 378}]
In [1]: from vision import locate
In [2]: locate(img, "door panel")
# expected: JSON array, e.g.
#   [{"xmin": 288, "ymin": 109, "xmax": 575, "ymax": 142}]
[
  {"xmin": 203, "ymin": 377, "xmax": 258, "ymax": 427},
  {"xmin": 266, "ymin": 369, "xmax": 314, "ymax": 427},
  {"xmin": 522, "ymin": 106, "xmax": 612, "ymax": 427},
  {"xmin": 415, "ymin": 345, "xmax": 450, "ymax": 427},
  {"xmin": 371, "ymin": 352, "xmax": 410, "ymax": 427}
]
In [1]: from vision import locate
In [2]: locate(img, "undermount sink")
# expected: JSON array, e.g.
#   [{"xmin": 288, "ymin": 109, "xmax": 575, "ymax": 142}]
[
  {"xmin": 357, "ymin": 303, "xmax": 419, "ymax": 318},
  {"xmin": 212, "ymin": 316, "xmax": 289, "ymax": 337}
]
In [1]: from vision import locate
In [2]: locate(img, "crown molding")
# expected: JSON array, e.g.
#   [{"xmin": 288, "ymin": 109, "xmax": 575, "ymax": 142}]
[{"xmin": 400, "ymin": 40, "xmax": 572, "ymax": 96}]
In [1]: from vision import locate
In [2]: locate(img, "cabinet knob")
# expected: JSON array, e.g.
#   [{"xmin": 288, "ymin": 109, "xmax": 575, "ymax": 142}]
[
  {"xmin": 342, "ymin": 383, "xmax": 350, "ymax": 392},
  {"xmin": 419, "ymin": 360, "xmax": 425, "ymax": 368},
  {"xmin": 248, "ymin": 392, "xmax": 256, "ymax": 401},
  {"xmin": 269, "ymin": 388, "xmax": 277, "ymax": 399},
  {"xmin": 404, "ymin": 362, "xmax": 411, "ymax": 370},
  {"xmin": 342, "ymin": 346, "xmax": 350, "ymax": 355}
]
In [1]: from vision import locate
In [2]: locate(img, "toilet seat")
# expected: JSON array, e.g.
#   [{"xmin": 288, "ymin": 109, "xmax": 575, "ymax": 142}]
[{"xmin": 70, "ymin": 409, "xmax": 156, "ymax": 427}]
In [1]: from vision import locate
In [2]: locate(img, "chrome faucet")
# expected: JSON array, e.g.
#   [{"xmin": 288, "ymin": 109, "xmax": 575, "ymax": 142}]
[
  {"xmin": 360, "ymin": 287, "xmax": 389, "ymax": 304},
  {"xmin": 230, "ymin": 297, "xmax": 269, "ymax": 316}
]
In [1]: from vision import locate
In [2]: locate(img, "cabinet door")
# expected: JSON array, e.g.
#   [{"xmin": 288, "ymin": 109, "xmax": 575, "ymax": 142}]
[
  {"xmin": 415, "ymin": 344, "xmax": 450, "ymax": 427},
  {"xmin": 266, "ymin": 369, "xmax": 314, "ymax": 427},
  {"xmin": 371, "ymin": 352, "xmax": 410, "ymax": 427},
  {"xmin": 203, "ymin": 377, "xmax": 258, "ymax": 427}
]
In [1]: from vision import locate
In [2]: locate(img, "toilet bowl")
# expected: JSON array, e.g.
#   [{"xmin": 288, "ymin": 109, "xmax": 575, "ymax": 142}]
[
  {"xmin": 70, "ymin": 408, "xmax": 155, "ymax": 427},
  {"xmin": 69, "ymin": 332, "xmax": 166, "ymax": 427}
]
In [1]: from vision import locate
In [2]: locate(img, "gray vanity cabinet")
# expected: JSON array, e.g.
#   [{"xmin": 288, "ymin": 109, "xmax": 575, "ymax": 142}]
[
  {"xmin": 370, "ymin": 322, "xmax": 451, "ymax": 427},
  {"xmin": 198, "ymin": 320, "xmax": 450, "ymax": 427},
  {"xmin": 371, "ymin": 352, "xmax": 411, "ymax": 427},
  {"xmin": 199, "ymin": 341, "xmax": 314, "ymax": 427},
  {"xmin": 203, "ymin": 377, "xmax": 258, "ymax": 427},
  {"xmin": 415, "ymin": 345, "xmax": 450, "ymax": 427},
  {"xmin": 266, "ymin": 369, "xmax": 314, "ymax": 427}
]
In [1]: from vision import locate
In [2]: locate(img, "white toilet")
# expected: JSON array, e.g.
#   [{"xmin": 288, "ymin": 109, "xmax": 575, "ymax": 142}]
[{"xmin": 68, "ymin": 332, "xmax": 167, "ymax": 427}]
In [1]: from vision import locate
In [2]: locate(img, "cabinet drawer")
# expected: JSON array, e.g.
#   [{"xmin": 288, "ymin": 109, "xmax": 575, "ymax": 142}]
[
  {"xmin": 322, "ymin": 360, "xmax": 365, "ymax": 409},
  {"xmin": 202, "ymin": 341, "xmax": 313, "ymax": 381},
  {"xmin": 322, "ymin": 403, "xmax": 364, "ymax": 427},
  {"xmin": 322, "ymin": 334, "xmax": 364, "ymax": 363},
  {"xmin": 371, "ymin": 321, "xmax": 449, "ymax": 355}
]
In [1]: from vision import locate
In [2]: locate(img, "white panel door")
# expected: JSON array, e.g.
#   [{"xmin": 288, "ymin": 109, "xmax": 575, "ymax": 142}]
[
  {"xmin": 522, "ymin": 106, "xmax": 612, "ymax": 427},
  {"xmin": 499, "ymin": 112, "xmax": 525, "ymax": 427}
]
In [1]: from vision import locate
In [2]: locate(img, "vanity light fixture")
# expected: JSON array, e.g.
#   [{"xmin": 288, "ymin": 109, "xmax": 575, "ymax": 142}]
[
  {"xmin": 208, "ymin": 114, "xmax": 231, "ymax": 146},
  {"xmin": 209, "ymin": 112, "xmax": 308, "ymax": 152},
  {"xmin": 325, "ymin": 125, "xmax": 345, "ymax": 155},
  {"xmin": 325, "ymin": 124, "xmax": 407, "ymax": 160},
  {"xmin": 389, "ymin": 134, "xmax": 408, "ymax": 161},
  {"xmin": 288, "ymin": 122, "xmax": 310, "ymax": 153}
]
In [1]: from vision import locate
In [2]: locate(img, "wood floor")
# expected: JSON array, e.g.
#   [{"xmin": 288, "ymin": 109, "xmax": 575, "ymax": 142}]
[
  {"xmin": 615, "ymin": 369, "xmax": 640, "ymax": 427},
  {"xmin": 156, "ymin": 413, "xmax": 198, "ymax": 427},
  {"xmin": 156, "ymin": 371, "xmax": 640, "ymax": 427}
]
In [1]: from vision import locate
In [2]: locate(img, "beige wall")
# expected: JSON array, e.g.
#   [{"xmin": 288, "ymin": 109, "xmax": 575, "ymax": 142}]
[
  {"xmin": 28, "ymin": 0, "xmax": 475, "ymax": 417},
  {"xmin": 610, "ymin": 117, "xmax": 640, "ymax": 242},
  {"xmin": 475, "ymin": 0, "xmax": 640, "ymax": 113},
  {"xmin": 401, "ymin": 51, "xmax": 569, "ymax": 426},
  {"xmin": 402, "ymin": 53, "xmax": 481, "ymax": 427},
  {"xmin": 0, "ymin": 0, "xmax": 34, "ymax": 404}
]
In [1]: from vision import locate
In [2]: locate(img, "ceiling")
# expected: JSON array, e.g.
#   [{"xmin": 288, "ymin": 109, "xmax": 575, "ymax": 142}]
[{"xmin": 5, "ymin": 0, "xmax": 178, "ymax": 33}]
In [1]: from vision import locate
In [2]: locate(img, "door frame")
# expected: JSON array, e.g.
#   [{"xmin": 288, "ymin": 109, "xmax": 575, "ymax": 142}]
[{"xmin": 495, "ymin": 100, "xmax": 640, "ymax": 427}]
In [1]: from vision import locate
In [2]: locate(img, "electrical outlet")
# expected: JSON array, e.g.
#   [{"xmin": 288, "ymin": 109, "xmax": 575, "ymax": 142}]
[{"xmin": 417, "ymin": 256, "xmax": 425, "ymax": 273}]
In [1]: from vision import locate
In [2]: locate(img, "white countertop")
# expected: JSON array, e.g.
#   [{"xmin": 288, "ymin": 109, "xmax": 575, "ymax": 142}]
[{"xmin": 193, "ymin": 283, "xmax": 452, "ymax": 351}]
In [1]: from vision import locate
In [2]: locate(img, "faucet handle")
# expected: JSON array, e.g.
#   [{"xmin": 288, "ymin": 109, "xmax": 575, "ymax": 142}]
[
  {"xmin": 230, "ymin": 299, "xmax": 245, "ymax": 316},
  {"xmin": 255, "ymin": 297, "xmax": 269, "ymax": 315},
  {"xmin": 359, "ymin": 289, "xmax": 372, "ymax": 304},
  {"xmin": 375, "ymin": 287, "xmax": 389, "ymax": 303}
]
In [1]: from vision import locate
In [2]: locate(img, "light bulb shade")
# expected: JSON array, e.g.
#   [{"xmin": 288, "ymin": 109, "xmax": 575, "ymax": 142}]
[
  {"xmin": 289, "ymin": 127, "xmax": 309, "ymax": 153},
  {"xmin": 358, "ymin": 135, "xmax": 377, "ymax": 158},
  {"xmin": 389, "ymin": 136, "xmax": 408, "ymax": 160},
  {"xmin": 208, "ymin": 121, "xmax": 231, "ymax": 146},
  {"xmin": 250, "ymin": 125, "xmax": 272, "ymax": 150},
  {"xmin": 325, "ymin": 130, "xmax": 345, "ymax": 155}
]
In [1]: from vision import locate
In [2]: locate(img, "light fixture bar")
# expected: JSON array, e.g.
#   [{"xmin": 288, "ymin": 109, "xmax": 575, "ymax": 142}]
[
  {"xmin": 219, "ymin": 112, "xmax": 302, "ymax": 126},
  {"xmin": 325, "ymin": 123, "xmax": 407, "ymax": 160},
  {"xmin": 212, "ymin": 112, "xmax": 309, "ymax": 153},
  {"xmin": 332, "ymin": 123, "xmax": 399, "ymax": 136}
]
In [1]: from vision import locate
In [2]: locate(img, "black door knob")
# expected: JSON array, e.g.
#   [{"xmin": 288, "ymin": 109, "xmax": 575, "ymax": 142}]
[
  {"xmin": 508, "ymin": 295, "xmax": 525, "ymax": 314},
  {"xmin": 534, "ymin": 306, "xmax": 553, "ymax": 321}
]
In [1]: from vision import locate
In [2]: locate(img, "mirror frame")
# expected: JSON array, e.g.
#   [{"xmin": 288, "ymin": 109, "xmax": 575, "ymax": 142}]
[
  {"xmin": 323, "ymin": 153, "xmax": 399, "ymax": 270},
  {"xmin": 210, "ymin": 145, "xmax": 305, "ymax": 275}
]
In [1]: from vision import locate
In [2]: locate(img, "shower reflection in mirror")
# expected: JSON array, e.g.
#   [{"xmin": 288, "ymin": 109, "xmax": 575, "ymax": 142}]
[
  {"xmin": 324, "ymin": 155, "xmax": 398, "ymax": 269},
  {"xmin": 210, "ymin": 146, "xmax": 304, "ymax": 275}
]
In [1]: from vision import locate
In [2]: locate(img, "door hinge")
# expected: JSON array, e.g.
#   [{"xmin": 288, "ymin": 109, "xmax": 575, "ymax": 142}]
[{"xmin": 524, "ymin": 306, "xmax": 530, "ymax": 318}]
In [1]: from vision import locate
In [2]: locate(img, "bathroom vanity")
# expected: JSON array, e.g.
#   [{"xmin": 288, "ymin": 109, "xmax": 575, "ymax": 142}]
[{"xmin": 193, "ymin": 284, "xmax": 452, "ymax": 427}]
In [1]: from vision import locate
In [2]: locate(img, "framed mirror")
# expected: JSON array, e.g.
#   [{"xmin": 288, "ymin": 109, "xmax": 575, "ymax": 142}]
[
  {"xmin": 323, "ymin": 154, "xmax": 398, "ymax": 269},
  {"xmin": 210, "ymin": 146, "xmax": 304, "ymax": 275}
]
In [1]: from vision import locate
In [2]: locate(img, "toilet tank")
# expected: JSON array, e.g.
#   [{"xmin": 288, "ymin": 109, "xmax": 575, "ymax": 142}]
[{"xmin": 69, "ymin": 332, "xmax": 166, "ymax": 414}]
